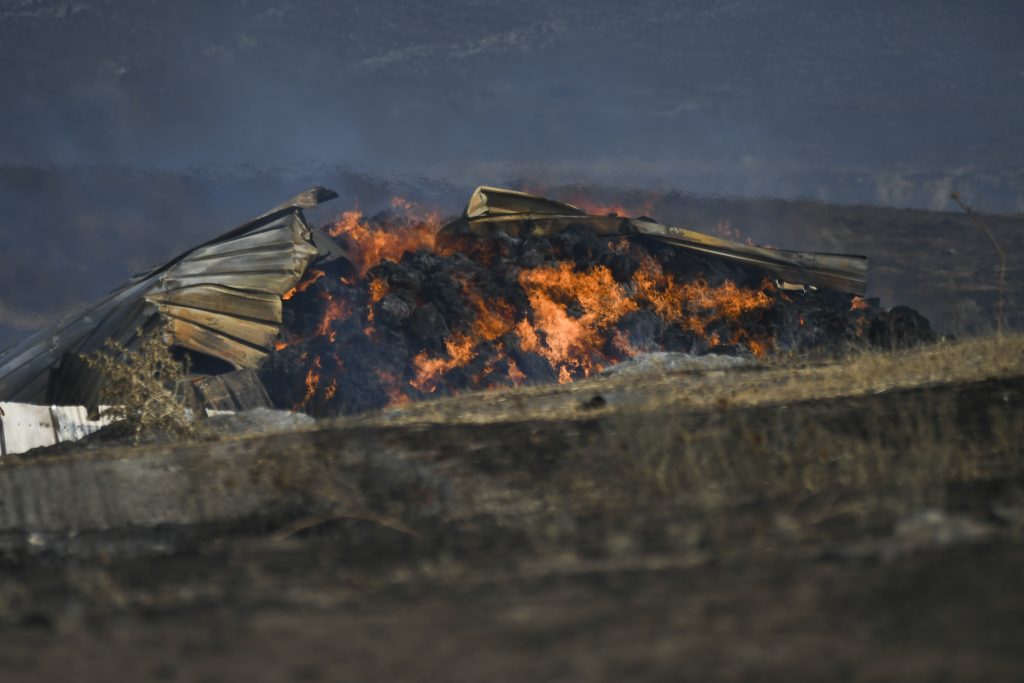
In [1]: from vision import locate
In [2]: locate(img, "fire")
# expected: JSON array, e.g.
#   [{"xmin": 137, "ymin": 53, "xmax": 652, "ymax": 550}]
[
  {"xmin": 405, "ymin": 250, "xmax": 775, "ymax": 391},
  {"xmin": 507, "ymin": 357, "xmax": 526, "ymax": 383},
  {"xmin": 577, "ymin": 202, "xmax": 631, "ymax": 217},
  {"xmin": 365, "ymin": 275, "xmax": 390, "ymax": 325},
  {"xmin": 315, "ymin": 298, "xmax": 351, "ymax": 342},
  {"xmin": 747, "ymin": 338, "xmax": 770, "ymax": 358},
  {"xmin": 565, "ymin": 193, "xmax": 657, "ymax": 218},
  {"xmin": 295, "ymin": 356, "xmax": 322, "ymax": 411},
  {"xmin": 283, "ymin": 269, "xmax": 325, "ymax": 301},
  {"xmin": 368, "ymin": 277, "xmax": 389, "ymax": 304},
  {"xmin": 611, "ymin": 329, "xmax": 641, "ymax": 356},
  {"xmin": 410, "ymin": 335, "xmax": 476, "ymax": 392},
  {"xmin": 274, "ymin": 282, "xmax": 353, "ymax": 351},
  {"xmin": 327, "ymin": 198, "xmax": 444, "ymax": 276},
  {"xmin": 458, "ymin": 277, "xmax": 517, "ymax": 341},
  {"xmin": 275, "ymin": 194, "xmax": 788, "ymax": 415},
  {"xmin": 630, "ymin": 250, "xmax": 773, "ymax": 347},
  {"xmin": 375, "ymin": 369, "xmax": 410, "ymax": 406},
  {"xmin": 517, "ymin": 262, "xmax": 638, "ymax": 377}
]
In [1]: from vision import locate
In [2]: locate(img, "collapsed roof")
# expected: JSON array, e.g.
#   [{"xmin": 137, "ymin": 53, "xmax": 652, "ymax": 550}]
[
  {"xmin": 0, "ymin": 188, "xmax": 336, "ymax": 406},
  {"xmin": 0, "ymin": 186, "xmax": 867, "ymax": 407}
]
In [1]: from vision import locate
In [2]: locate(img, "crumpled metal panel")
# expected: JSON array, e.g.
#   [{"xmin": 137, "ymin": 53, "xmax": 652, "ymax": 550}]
[
  {"xmin": 0, "ymin": 187, "xmax": 336, "ymax": 405},
  {"xmin": 446, "ymin": 186, "xmax": 868, "ymax": 295}
]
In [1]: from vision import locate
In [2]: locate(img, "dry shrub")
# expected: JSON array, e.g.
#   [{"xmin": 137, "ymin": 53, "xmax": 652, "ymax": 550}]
[{"xmin": 81, "ymin": 328, "xmax": 197, "ymax": 442}]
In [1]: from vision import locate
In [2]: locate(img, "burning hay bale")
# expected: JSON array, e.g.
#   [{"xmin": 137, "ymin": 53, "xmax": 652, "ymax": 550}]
[{"xmin": 260, "ymin": 189, "xmax": 936, "ymax": 417}]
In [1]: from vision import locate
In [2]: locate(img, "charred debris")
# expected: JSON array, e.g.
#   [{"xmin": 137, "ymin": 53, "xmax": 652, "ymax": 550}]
[{"xmin": 0, "ymin": 186, "xmax": 935, "ymax": 417}]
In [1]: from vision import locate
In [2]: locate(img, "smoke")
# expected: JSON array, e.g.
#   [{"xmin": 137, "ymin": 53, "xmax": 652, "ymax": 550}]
[
  {"xmin": 0, "ymin": 0, "xmax": 1021, "ymax": 348},
  {"xmin": 1, "ymin": 0, "xmax": 1021, "ymax": 195}
]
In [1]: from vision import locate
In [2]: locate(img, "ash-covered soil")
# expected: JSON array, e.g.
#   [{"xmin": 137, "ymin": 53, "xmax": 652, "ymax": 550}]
[{"xmin": 0, "ymin": 336, "xmax": 1022, "ymax": 682}]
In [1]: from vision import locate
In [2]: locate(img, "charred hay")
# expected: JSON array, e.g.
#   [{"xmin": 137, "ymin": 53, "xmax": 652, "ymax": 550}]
[{"xmin": 260, "ymin": 221, "xmax": 935, "ymax": 417}]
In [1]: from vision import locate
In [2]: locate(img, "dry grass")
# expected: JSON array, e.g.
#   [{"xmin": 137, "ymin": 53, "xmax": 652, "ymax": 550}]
[
  {"xmin": 362, "ymin": 334, "xmax": 1024, "ymax": 427},
  {"xmin": 336, "ymin": 334, "xmax": 1023, "ymax": 532},
  {"xmin": 610, "ymin": 388, "xmax": 1012, "ymax": 506},
  {"xmin": 590, "ymin": 337, "xmax": 1024, "ymax": 516}
]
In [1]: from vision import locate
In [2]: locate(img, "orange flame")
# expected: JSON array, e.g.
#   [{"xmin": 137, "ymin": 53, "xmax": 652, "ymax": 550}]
[
  {"xmin": 406, "ymin": 250, "xmax": 776, "ymax": 392},
  {"xmin": 411, "ymin": 335, "xmax": 476, "ymax": 392},
  {"xmin": 517, "ymin": 262, "xmax": 637, "ymax": 378},
  {"xmin": 328, "ymin": 198, "xmax": 444, "ymax": 275},
  {"xmin": 315, "ymin": 298, "xmax": 352, "ymax": 342},
  {"xmin": 365, "ymin": 275, "xmax": 390, "ymax": 325},
  {"xmin": 287, "ymin": 195, "xmax": 782, "ymax": 412},
  {"xmin": 295, "ymin": 356, "xmax": 322, "ymax": 411},
  {"xmin": 284, "ymin": 269, "xmax": 325, "ymax": 301},
  {"xmin": 376, "ymin": 369, "xmax": 410, "ymax": 404},
  {"xmin": 562, "ymin": 193, "xmax": 658, "ymax": 218},
  {"xmin": 507, "ymin": 357, "xmax": 526, "ymax": 384}
]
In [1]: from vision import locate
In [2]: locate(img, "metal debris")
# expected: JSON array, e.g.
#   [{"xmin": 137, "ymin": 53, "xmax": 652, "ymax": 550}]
[
  {"xmin": 0, "ymin": 187, "xmax": 336, "ymax": 406},
  {"xmin": 442, "ymin": 186, "xmax": 868, "ymax": 295}
]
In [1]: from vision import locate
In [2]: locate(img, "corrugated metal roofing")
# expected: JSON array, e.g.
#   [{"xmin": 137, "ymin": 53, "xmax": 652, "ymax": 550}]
[
  {"xmin": 448, "ymin": 186, "xmax": 869, "ymax": 295},
  {"xmin": 0, "ymin": 187, "xmax": 337, "ymax": 406}
]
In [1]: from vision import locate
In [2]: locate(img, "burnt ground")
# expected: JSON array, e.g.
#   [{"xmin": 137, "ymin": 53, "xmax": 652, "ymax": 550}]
[{"xmin": 0, "ymin": 337, "xmax": 1022, "ymax": 681}]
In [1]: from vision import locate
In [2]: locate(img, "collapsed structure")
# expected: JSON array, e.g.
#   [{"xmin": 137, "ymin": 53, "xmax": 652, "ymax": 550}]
[
  {"xmin": 0, "ymin": 187, "xmax": 336, "ymax": 411},
  {"xmin": 0, "ymin": 185, "xmax": 919, "ymax": 426}
]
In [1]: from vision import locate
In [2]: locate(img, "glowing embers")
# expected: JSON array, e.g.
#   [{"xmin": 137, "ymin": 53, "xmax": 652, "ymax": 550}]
[
  {"xmin": 275, "ymin": 279, "xmax": 355, "ymax": 351},
  {"xmin": 261, "ymin": 198, "xmax": 871, "ymax": 417},
  {"xmin": 405, "ymin": 252, "xmax": 776, "ymax": 392}
]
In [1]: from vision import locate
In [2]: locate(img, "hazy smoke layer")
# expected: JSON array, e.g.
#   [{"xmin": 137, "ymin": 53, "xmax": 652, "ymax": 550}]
[
  {"xmin": 2, "ymin": 0, "xmax": 1022, "ymax": 208},
  {"xmin": 0, "ymin": 1, "xmax": 1021, "ymax": 347}
]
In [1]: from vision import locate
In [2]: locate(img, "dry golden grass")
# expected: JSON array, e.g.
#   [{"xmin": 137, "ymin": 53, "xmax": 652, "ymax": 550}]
[
  {"xmin": 333, "ymin": 333, "xmax": 1024, "ymax": 518},
  {"xmin": 360, "ymin": 334, "xmax": 1024, "ymax": 427},
  {"xmin": 591, "ymin": 336, "xmax": 1024, "ymax": 509}
]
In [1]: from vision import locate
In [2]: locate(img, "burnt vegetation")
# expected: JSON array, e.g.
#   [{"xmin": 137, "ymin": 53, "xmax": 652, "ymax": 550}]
[{"xmin": 260, "ymin": 209, "xmax": 935, "ymax": 417}]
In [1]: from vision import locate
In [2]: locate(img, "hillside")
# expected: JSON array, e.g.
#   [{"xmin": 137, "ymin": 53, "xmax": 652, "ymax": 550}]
[{"xmin": 0, "ymin": 335, "xmax": 1021, "ymax": 681}]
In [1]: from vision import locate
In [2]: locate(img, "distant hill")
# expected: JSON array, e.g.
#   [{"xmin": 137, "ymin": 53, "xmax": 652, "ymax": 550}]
[{"xmin": 1, "ymin": 1, "xmax": 1022, "ymax": 210}]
